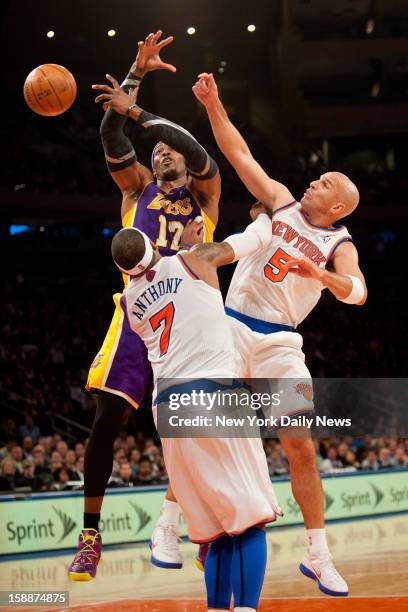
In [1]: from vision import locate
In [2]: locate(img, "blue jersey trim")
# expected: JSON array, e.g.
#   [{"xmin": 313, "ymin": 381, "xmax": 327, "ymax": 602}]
[
  {"xmin": 225, "ymin": 307, "xmax": 294, "ymax": 334},
  {"xmin": 328, "ymin": 237, "xmax": 353, "ymax": 260},
  {"xmin": 299, "ymin": 209, "xmax": 345, "ymax": 232},
  {"xmin": 178, "ymin": 254, "xmax": 200, "ymax": 280},
  {"xmin": 273, "ymin": 200, "xmax": 297, "ymax": 215},
  {"xmin": 155, "ymin": 378, "xmax": 242, "ymax": 405}
]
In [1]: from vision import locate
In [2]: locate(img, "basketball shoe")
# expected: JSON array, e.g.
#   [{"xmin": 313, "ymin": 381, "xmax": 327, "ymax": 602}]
[
  {"xmin": 150, "ymin": 523, "xmax": 182, "ymax": 569},
  {"xmin": 195, "ymin": 542, "xmax": 210, "ymax": 571},
  {"xmin": 68, "ymin": 529, "xmax": 102, "ymax": 581},
  {"xmin": 299, "ymin": 552, "xmax": 348, "ymax": 596}
]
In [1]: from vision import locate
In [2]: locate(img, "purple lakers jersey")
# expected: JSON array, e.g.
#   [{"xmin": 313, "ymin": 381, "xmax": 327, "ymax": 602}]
[{"xmin": 123, "ymin": 181, "xmax": 214, "ymax": 257}]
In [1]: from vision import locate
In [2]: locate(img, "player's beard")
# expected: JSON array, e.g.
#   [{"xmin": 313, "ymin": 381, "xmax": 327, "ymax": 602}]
[{"xmin": 159, "ymin": 167, "xmax": 182, "ymax": 182}]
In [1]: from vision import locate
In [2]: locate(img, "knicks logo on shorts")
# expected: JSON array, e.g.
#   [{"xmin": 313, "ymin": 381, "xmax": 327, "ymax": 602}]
[
  {"xmin": 294, "ymin": 383, "xmax": 313, "ymax": 401},
  {"xmin": 90, "ymin": 353, "xmax": 105, "ymax": 369}
]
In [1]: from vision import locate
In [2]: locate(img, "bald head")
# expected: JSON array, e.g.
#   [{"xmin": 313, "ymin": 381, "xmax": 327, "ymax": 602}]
[{"xmin": 330, "ymin": 172, "xmax": 360, "ymax": 218}]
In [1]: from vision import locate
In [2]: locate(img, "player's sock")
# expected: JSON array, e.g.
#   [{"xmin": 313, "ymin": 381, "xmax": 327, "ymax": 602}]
[
  {"xmin": 231, "ymin": 527, "xmax": 267, "ymax": 610},
  {"xmin": 234, "ymin": 608, "xmax": 256, "ymax": 611},
  {"xmin": 205, "ymin": 536, "xmax": 233, "ymax": 610},
  {"xmin": 157, "ymin": 499, "xmax": 180, "ymax": 526},
  {"xmin": 84, "ymin": 512, "xmax": 100, "ymax": 532},
  {"xmin": 307, "ymin": 528, "xmax": 330, "ymax": 556}
]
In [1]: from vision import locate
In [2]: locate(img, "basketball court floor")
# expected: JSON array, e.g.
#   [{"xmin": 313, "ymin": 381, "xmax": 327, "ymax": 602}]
[{"xmin": 1, "ymin": 514, "xmax": 407, "ymax": 611}]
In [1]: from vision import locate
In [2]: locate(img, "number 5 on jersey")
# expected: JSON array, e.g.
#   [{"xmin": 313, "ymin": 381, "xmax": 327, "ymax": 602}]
[
  {"xmin": 264, "ymin": 247, "xmax": 291, "ymax": 283},
  {"xmin": 149, "ymin": 302, "xmax": 175, "ymax": 356}
]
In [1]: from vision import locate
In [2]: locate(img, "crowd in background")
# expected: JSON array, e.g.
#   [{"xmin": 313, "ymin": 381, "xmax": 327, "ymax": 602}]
[{"xmin": 1, "ymin": 411, "xmax": 407, "ymax": 494}]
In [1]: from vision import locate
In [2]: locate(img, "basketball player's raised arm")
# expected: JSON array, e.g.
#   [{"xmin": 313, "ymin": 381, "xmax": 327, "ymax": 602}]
[
  {"xmin": 284, "ymin": 241, "xmax": 367, "ymax": 305},
  {"xmin": 192, "ymin": 73, "xmax": 294, "ymax": 212},
  {"xmin": 182, "ymin": 213, "xmax": 272, "ymax": 276},
  {"xmin": 92, "ymin": 31, "xmax": 176, "ymax": 215}
]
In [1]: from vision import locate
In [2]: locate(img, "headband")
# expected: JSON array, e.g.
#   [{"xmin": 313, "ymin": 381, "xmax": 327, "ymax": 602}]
[{"xmin": 115, "ymin": 227, "xmax": 154, "ymax": 275}]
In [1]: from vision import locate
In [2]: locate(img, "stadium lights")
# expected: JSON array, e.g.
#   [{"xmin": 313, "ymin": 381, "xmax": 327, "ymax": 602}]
[
  {"xmin": 247, "ymin": 24, "xmax": 256, "ymax": 32},
  {"xmin": 46, "ymin": 31, "xmax": 55, "ymax": 38},
  {"xmin": 187, "ymin": 27, "xmax": 196, "ymax": 35},
  {"xmin": 108, "ymin": 29, "xmax": 116, "ymax": 37}
]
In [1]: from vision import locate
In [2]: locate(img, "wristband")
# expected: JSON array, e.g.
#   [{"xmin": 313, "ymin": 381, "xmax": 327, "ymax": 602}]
[
  {"xmin": 340, "ymin": 274, "xmax": 365, "ymax": 304},
  {"xmin": 121, "ymin": 72, "xmax": 142, "ymax": 91}
]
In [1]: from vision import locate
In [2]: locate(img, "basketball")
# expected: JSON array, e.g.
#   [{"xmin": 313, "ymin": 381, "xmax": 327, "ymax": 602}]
[{"xmin": 23, "ymin": 64, "xmax": 77, "ymax": 117}]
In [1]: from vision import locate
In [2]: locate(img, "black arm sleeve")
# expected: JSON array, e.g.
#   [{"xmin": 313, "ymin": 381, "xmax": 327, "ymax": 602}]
[
  {"xmin": 100, "ymin": 72, "xmax": 140, "ymax": 173},
  {"xmin": 128, "ymin": 108, "xmax": 218, "ymax": 180}
]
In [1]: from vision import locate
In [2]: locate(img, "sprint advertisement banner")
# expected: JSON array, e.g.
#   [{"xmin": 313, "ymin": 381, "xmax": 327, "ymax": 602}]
[{"xmin": 1, "ymin": 470, "xmax": 407, "ymax": 555}]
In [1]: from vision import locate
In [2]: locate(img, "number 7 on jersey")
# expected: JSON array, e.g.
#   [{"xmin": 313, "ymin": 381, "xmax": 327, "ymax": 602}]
[{"xmin": 149, "ymin": 302, "xmax": 176, "ymax": 356}]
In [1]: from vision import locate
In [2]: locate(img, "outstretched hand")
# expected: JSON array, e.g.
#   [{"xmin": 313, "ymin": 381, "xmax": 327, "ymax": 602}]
[
  {"xmin": 133, "ymin": 30, "xmax": 176, "ymax": 76},
  {"xmin": 192, "ymin": 73, "xmax": 219, "ymax": 108},
  {"xmin": 92, "ymin": 74, "xmax": 137, "ymax": 114},
  {"xmin": 180, "ymin": 218, "xmax": 205, "ymax": 246},
  {"xmin": 283, "ymin": 257, "xmax": 324, "ymax": 281}
]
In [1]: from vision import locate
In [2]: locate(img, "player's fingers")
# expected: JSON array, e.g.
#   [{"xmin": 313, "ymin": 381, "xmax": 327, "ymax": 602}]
[
  {"xmin": 102, "ymin": 101, "xmax": 111, "ymax": 111},
  {"xmin": 94, "ymin": 93, "xmax": 112, "ymax": 103},
  {"xmin": 282, "ymin": 258, "xmax": 300, "ymax": 268},
  {"xmin": 145, "ymin": 32, "xmax": 154, "ymax": 46},
  {"xmin": 152, "ymin": 30, "xmax": 163, "ymax": 43},
  {"xmin": 105, "ymin": 74, "xmax": 120, "ymax": 89},
  {"xmin": 92, "ymin": 84, "xmax": 114, "ymax": 93},
  {"xmin": 208, "ymin": 73, "xmax": 217, "ymax": 87},
  {"xmin": 160, "ymin": 62, "xmax": 177, "ymax": 73},
  {"xmin": 197, "ymin": 72, "xmax": 210, "ymax": 79},
  {"xmin": 158, "ymin": 35, "xmax": 173, "ymax": 48}
]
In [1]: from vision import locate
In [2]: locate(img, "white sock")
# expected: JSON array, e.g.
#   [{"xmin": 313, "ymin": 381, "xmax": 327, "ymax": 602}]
[
  {"xmin": 157, "ymin": 499, "xmax": 180, "ymax": 525},
  {"xmin": 234, "ymin": 608, "xmax": 256, "ymax": 611},
  {"xmin": 307, "ymin": 528, "xmax": 330, "ymax": 556}
]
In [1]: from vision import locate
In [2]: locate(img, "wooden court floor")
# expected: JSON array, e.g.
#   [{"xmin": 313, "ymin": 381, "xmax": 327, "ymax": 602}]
[{"xmin": 1, "ymin": 514, "xmax": 407, "ymax": 611}]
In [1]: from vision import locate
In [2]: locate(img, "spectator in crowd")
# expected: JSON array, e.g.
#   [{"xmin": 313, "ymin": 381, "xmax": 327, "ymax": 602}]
[
  {"xmin": 342, "ymin": 450, "xmax": 360, "ymax": 471},
  {"xmin": 18, "ymin": 414, "xmax": 41, "ymax": 444},
  {"xmin": 361, "ymin": 449, "xmax": 379, "ymax": 471},
  {"xmin": 15, "ymin": 460, "xmax": 42, "ymax": 491},
  {"xmin": 10, "ymin": 445, "xmax": 25, "ymax": 473},
  {"xmin": 394, "ymin": 447, "xmax": 408, "ymax": 467},
  {"xmin": 134, "ymin": 457, "xmax": 158, "ymax": 486},
  {"xmin": 0, "ymin": 457, "xmax": 17, "ymax": 491},
  {"xmin": 117, "ymin": 462, "xmax": 137, "ymax": 487},
  {"xmin": 378, "ymin": 447, "xmax": 396, "ymax": 469},
  {"xmin": 75, "ymin": 456, "xmax": 84, "ymax": 480},
  {"xmin": 321, "ymin": 447, "xmax": 344, "ymax": 473},
  {"xmin": 129, "ymin": 449, "xmax": 141, "ymax": 477},
  {"xmin": 22, "ymin": 436, "xmax": 34, "ymax": 461},
  {"xmin": 51, "ymin": 467, "xmax": 72, "ymax": 491},
  {"xmin": 74, "ymin": 442, "xmax": 86, "ymax": 458}
]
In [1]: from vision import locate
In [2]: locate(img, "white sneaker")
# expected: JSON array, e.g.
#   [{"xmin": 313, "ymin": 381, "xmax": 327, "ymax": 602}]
[
  {"xmin": 150, "ymin": 523, "xmax": 183, "ymax": 569},
  {"xmin": 299, "ymin": 552, "xmax": 348, "ymax": 596}
]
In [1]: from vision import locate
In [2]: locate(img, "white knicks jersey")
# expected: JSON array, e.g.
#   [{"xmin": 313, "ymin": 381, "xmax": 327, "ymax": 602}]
[
  {"xmin": 123, "ymin": 254, "xmax": 238, "ymax": 384},
  {"xmin": 226, "ymin": 201, "xmax": 352, "ymax": 328}
]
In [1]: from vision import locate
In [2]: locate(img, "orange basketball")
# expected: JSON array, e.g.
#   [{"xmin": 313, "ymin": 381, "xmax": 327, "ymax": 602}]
[{"xmin": 23, "ymin": 64, "xmax": 77, "ymax": 117}]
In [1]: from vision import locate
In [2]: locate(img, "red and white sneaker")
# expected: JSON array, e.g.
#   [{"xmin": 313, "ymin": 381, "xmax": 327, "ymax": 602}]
[
  {"xmin": 299, "ymin": 552, "xmax": 348, "ymax": 597},
  {"xmin": 150, "ymin": 523, "xmax": 182, "ymax": 569}
]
